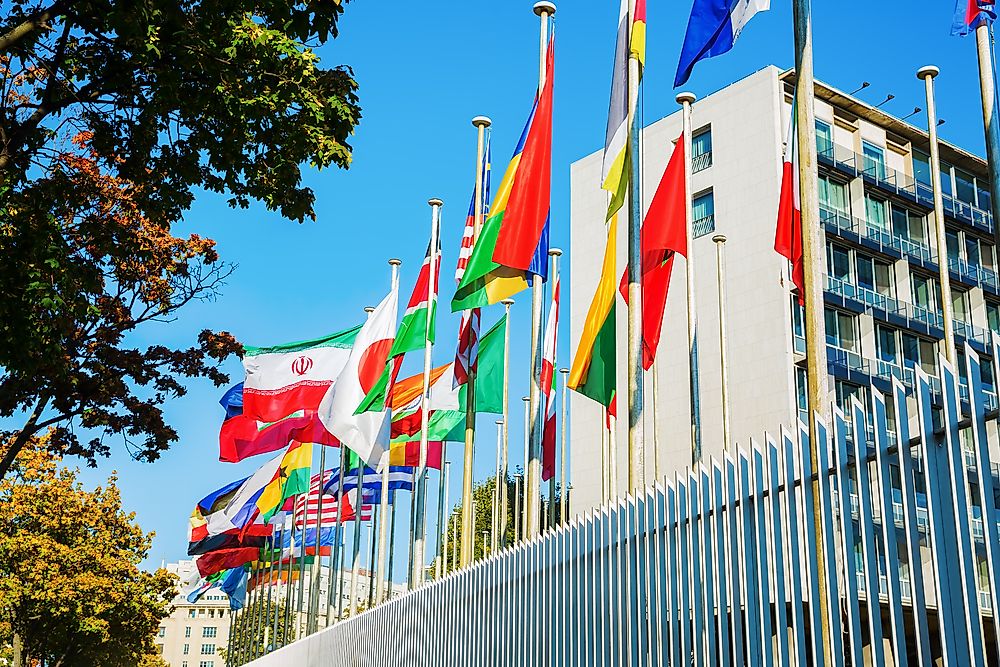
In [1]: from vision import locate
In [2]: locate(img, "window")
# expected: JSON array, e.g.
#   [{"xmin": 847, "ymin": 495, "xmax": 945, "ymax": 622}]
[
  {"xmin": 863, "ymin": 141, "xmax": 886, "ymax": 180},
  {"xmin": 877, "ymin": 325, "xmax": 899, "ymax": 365},
  {"xmin": 911, "ymin": 274, "xmax": 940, "ymax": 312},
  {"xmin": 865, "ymin": 192, "xmax": 889, "ymax": 231},
  {"xmin": 988, "ymin": 302, "xmax": 1000, "ymax": 333},
  {"xmin": 819, "ymin": 175, "xmax": 849, "ymax": 214},
  {"xmin": 946, "ymin": 229, "xmax": 961, "ymax": 262},
  {"xmin": 816, "ymin": 120, "xmax": 833, "ymax": 156},
  {"xmin": 913, "ymin": 149, "xmax": 931, "ymax": 186},
  {"xmin": 158, "ymin": 627, "xmax": 166, "ymax": 638},
  {"xmin": 692, "ymin": 127, "xmax": 712, "ymax": 172},
  {"xmin": 956, "ymin": 168, "xmax": 977, "ymax": 206},
  {"xmin": 185, "ymin": 626, "xmax": 191, "ymax": 638},
  {"xmin": 692, "ymin": 190, "xmax": 714, "ymax": 237},
  {"xmin": 902, "ymin": 333, "xmax": 937, "ymax": 376},
  {"xmin": 203, "ymin": 627, "xmax": 217, "ymax": 638},
  {"xmin": 953, "ymin": 289, "xmax": 970, "ymax": 323},
  {"xmin": 827, "ymin": 243, "xmax": 852, "ymax": 282},
  {"xmin": 855, "ymin": 253, "xmax": 894, "ymax": 296},
  {"xmin": 836, "ymin": 380, "xmax": 867, "ymax": 414},
  {"xmin": 183, "ymin": 644, "xmax": 190, "ymax": 655},
  {"xmin": 201, "ymin": 644, "xmax": 216, "ymax": 655},
  {"xmin": 795, "ymin": 367, "xmax": 808, "ymax": 423},
  {"xmin": 825, "ymin": 308, "xmax": 858, "ymax": 352},
  {"xmin": 199, "ymin": 662, "xmax": 214, "ymax": 667},
  {"xmin": 182, "ymin": 663, "xmax": 188, "ymax": 667},
  {"xmin": 188, "ymin": 610, "xmax": 196, "ymax": 619},
  {"xmin": 890, "ymin": 204, "xmax": 926, "ymax": 246}
]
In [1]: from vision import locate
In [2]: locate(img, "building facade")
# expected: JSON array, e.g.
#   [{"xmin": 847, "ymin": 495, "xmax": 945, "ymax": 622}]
[
  {"xmin": 569, "ymin": 65, "xmax": 1000, "ymax": 512},
  {"xmin": 157, "ymin": 561, "xmax": 231, "ymax": 667}
]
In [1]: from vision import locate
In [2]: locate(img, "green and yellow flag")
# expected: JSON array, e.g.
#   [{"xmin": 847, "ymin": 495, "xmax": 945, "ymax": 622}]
[
  {"xmin": 254, "ymin": 441, "xmax": 312, "ymax": 524},
  {"xmin": 569, "ymin": 218, "xmax": 617, "ymax": 407}
]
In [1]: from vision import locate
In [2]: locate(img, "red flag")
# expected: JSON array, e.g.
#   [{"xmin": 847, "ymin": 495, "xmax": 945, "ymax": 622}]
[
  {"xmin": 619, "ymin": 134, "xmax": 687, "ymax": 369},
  {"xmin": 219, "ymin": 412, "xmax": 339, "ymax": 463},
  {"xmin": 196, "ymin": 547, "xmax": 259, "ymax": 577},
  {"xmin": 491, "ymin": 37, "xmax": 554, "ymax": 271},
  {"xmin": 541, "ymin": 272, "xmax": 560, "ymax": 481},
  {"xmin": 774, "ymin": 107, "xmax": 804, "ymax": 304}
]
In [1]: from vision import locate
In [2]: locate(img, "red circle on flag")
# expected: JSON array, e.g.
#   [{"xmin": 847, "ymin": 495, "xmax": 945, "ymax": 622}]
[{"xmin": 358, "ymin": 339, "xmax": 393, "ymax": 395}]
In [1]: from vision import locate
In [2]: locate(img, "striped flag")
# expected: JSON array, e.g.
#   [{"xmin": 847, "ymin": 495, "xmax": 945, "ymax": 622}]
[
  {"xmin": 455, "ymin": 139, "xmax": 491, "ymax": 284},
  {"xmin": 953, "ymin": 0, "xmax": 996, "ymax": 35},
  {"xmin": 292, "ymin": 492, "xmax": 373, "ymax": 528},
  {"xmin": 603, "ymin": 0, "xmax": 646, "ymax": 220},
  {"xmin": 674, "ymin": 0, "xmax": 767, "ymax": 88},
  {"xmin": 774, "ymin": 104, "xmax": 804, "ymax": 304},
  {"xmin": 391, "ymin": 238, "xmax": 441, "ymax": 357},
  {"xmin": 541, "ymin": 267, "xmax": 560, "ymax": 481}
]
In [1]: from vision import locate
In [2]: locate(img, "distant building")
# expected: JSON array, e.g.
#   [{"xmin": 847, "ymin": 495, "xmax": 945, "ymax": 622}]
[{"xmin": 156, "ymin": 560, "xmax": 231, "ymax": 667}]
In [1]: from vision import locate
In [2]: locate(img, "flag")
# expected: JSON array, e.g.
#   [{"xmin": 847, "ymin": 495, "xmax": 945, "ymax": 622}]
[
  {"xmin": 292, "ymin": 492, "xmax": 373, "ymax": 528},
  {"xmin": 390, "ymin": 239, "xmax": 441, "ymax": 358},
  {"xmin": 774, "ymin": 104, "xmax": 804, "ymax": 303},
  {"xmin": 388, "ymin": 440, "xmax": 445, "ymax": 469},
  {"xmin": 455, "ymin": 139, "xmax": 492, "ymax": 285},
  {"xmin": 541, "ymin": 269, "xmax": 560, "ymax": 481},
  {"xmin": 603, "ymin": 0, "xmax": 647, "ymax": 220},
  {"xmin": 253, "ymin": 441, "xmax": 313, "ymax": 524},
  {"xmin": 569, "ymin": 218, "xmax": 618, "ymax": 408},
  {"xmin": 318, "ymin": 285, "xmax": 399, "ymax": 466},
  {"xmin": 491, "ymin": 37, "xmax": 555, "ymax": 273},
  {"xmin": 223, "ymin": 567, "xmax": 248, "ymax": 610},
  {"xmin": 197, "ymin": 547, "xmax": 259, "ymax": 578},
  {"xmin": 194, "ymin": 452, "xmax": 285, "ymax": 541},
  {"xmin": 618, "ymin": 134, "xmax": 687, "ymax": 369},
  {"xmin": 324, "ymin": 466, "xmax": 415, "ymax": 495},
  {"xmin": 454, "ymin": 308, "xmax": 480, "ymax": 387},
  {"xmin": 241, "ymin": 325, "xmax": 361, "ymax": 422},
  {"xmin": 953, "ymin": 0, "xmax": 996, "ymax": 35},
  {"xmin": 184, "ymin": 570, "xmax": 225, "ymax": 603},
  {"xmin": 674, "ymin": 0, "xmax": 768, "ymax": 88}
]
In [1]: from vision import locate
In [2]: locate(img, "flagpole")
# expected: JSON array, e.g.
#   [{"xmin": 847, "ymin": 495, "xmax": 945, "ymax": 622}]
[
  {"xmin": 271, "ymin": 521, "xmax": 284, "ymax": 646},
  {"xmin": 600, "ymin": 406, "xmax": 608, "ymax": 502},
  {"xmin": 499, "ymin": 297, "xmax": 513, "ymax": 545},
  {"xmin": 546, "ymin": 247, "xmax": 561, "ymax": 529},
  {"xmin": 492, "ymin": 418, "xmax": 503, "ymax": 551},
  {"xmin": 712, "ymin": 234, "xmax": 732, "ymax": 452},
  {"xmin": 294, "ymin": 464, "xmax": 311, "ymax": 639},
  {"xmin": 264, "ymin": 532, "xmax": 276, "ymax": 650},
  {"xmin": 792, "ymin": 0, "xmax": 832, "ymax": 657},
  {"xmin": 367, "ymin": 503, "xmax": 378, "ymax": 606},
  {"xmin": 307, "ymin": 445, "xmax": 326, "ymax": 634},
  {"xmin": 521, "ymin": 395, "xmax": 531, "ymax": 538},
  {"xmin": 513, "ymin": 475, "xmax": 522, "ymax": 541},
  {"xmin": 376, "ymin": 455, "xmax": 391, "ymax": 601},
  {"xmin": 385, "ymin": 489, "xmax": 398, "ymax": 600},
  {"xmin": 918, "ymin": 66, "xmax": 958, "ymax": 365},
  {"xmin": 975, "ymin": 24, "xmax": 1000, "ymax": 248},
  {"xmin": 282, "ymin": 519, "xmax": 296, "ymax": 637},
  {"xmin": 412, "ymin": 200, "xmax": 442, "ymax": 585},
  {"xmin": 250, "ymin": 559, "xmax": 263, "ymax": 658},
  {"xmin": 558, "ymin": 367, "xmax": 569, "ymax": 523},
  {"xmin": 438, "ymin": 461, "xmax": 450, "ymax": 577},
  {"xmin": 524, "ymin": 0, "xmax": 554, "ymax": 541},
  {"xmin": 326, "ymin": 443, "xmax": 347, "ymax": 626},
  {"xmin": 347, "ymin": 307, "xmax": 376, "ymax": 616},
  {"xmin": 460, "ymin": 116, "xmax": 491, "ymax": 568},
  {"xmin": 675, "ymin": 92, "xmax": 702, "ymax": 464},
  {"xmin": 608, "ymin": 411, "xmax": 618, "ymax": 499}
]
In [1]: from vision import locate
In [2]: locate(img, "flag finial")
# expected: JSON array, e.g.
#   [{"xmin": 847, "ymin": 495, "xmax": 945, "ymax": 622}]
[
  {"xmin": 533, "ymin": 1, "xmax": 556, "ymax": 17},
  {"xmin": 676, "ymin": 91, "xmax": 697, "ymax": 105},
  {"xmin": 916, "ymin": 65, "xmax": 940, "ymax": 80},
  {"xmin": 472, "ymin": 116, "xmax": 492, "ymax": 129}
]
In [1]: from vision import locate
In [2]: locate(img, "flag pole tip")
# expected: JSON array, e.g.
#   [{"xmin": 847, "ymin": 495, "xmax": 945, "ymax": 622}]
[
  {"xmin": 548, "ymin": 247, "xmax": 563, "ymax": 257},
  {"xmin": 428, "ymin": 198, "xmax": 443, "ymax": 207},
  {"xmin": 472, "ymin": 115, "xmax": 492, "ymax": 129},
  {"xmin": 496, "ymin": 419, "xmax": 504, "ymax": 425},
  {"xmin": 676, "ymin": 92, "xmax": 697, "ymax": 105},
  {"xmin": 501, "ymin": 298, "xmax": 515, "ymax": 305},
  {"xmin": 388, "ymin": 258, "xmax": 402, "ymax": 266},
  {"xmin": 559, "ymin": 367, "xmax": 569, "ymax": 374},
  {"xmin": 533, "ymin": 1, "xmax": 555, "ymax": 16},
  {"xmin": 364, "ymin": 306, "xmax": 375, "ymax": 313},
  {"xmin": 711, "ymin": 234, "xmax": 727, "ymax": 244},
  {"xmin": 522, "ymin": 396, "xmax": 530, "ymax": 402},
  {"xmin": 917, "ymin": 65, "xmax": 939, "ymax": 80}
]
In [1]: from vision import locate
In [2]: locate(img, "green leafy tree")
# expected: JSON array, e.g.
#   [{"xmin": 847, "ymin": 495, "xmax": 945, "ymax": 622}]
[
  {"xmin": 220, "ymin": 597, "xmax": 292, "ymax": 666},
  {"xmin": 0, "ymin": 0, "xmax": 362, "ymax": 477},
  {"xmin": 0, "ymin": 435, "xmax": 177, "ymax": 666}
]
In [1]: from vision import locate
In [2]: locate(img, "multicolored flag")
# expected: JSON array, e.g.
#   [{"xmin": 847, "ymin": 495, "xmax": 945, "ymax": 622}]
[
  {"xmin": 675, "ymin": 0, "xmax": 768, "ymax": 88},
  {"xmin": 603, "ymin": 0, "xmax": 646, "ymax": 220},
  {"xmin": 455, "ymin": 139, "xmax": 491, "ymax": 285},
  {"xmin": 541, "ymin": 267, "xmax": 560, "ymax": 481},
  {"xmin": 774, "ymin": 105, "xmax": 804, "ymax": 303},
  {"xmin": 253, "ymin": 441, "xmax": 313, "ymax": 524},
  {"xmin": 390, "ymin": 238, "xmax": 441, "ymax": 358},
  {"xmin": 618, "ymin": 134, "xmax": 687, "ymax": 369},
  {"xmin": 569, "ymin": 218, "xmax": 618, "ymax": 409},
  {"xmin": 953, "ymin": 0, "xmax": 996, "ymax": 35},
  {"xmin": 241, "ymin": 325, "xmax": 361, "ymax": 422},
  {"xmin": 317, "ymin": 284, "xmax": 399, "ymax": 466}
]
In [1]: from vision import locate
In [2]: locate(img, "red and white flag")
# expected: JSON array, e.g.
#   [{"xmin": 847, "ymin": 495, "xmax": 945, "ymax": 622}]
[
  {"xmin": 454, "ymin": 308, "xmax": 480, "ymax": 387},
  {"xmin": 541, "ymin": 269, "xmax": 560, "ymax": 481},
  {"xmin": 291, "ymin": 487, "xmax": 373, "ymax": 528},
  {"xmin": 774, "ymin": 104, "xmax": 804, "ymax": 303}
]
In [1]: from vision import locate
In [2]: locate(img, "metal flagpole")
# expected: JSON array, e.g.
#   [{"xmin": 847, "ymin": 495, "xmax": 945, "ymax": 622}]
[
  {"xmin": 325, "ymin": 443, "xmax": 347, "ymax": 626},
  {"xmin": 499, "ymin": 297, "xmax": 513, "ymax": 545},
  {"xmin": 521, "ymin": 395, "xmax": 531, "ymax": 537},
  {"xmin": 249, "ymin": 559, "xmax": 263, "ymax": 659},
  {"xmin": 385, "ymin": 489, "xmax": 398, "ymax": 600},
  {"xmin": 525, "ymin": 0, "xmax": 554, "ymax": 542},
  {"xmin": 918, "ymin": 66, "xmax": 958, "ymax": 365},
  {"xmin": 792, "ymin": 0, "xmax": 832, "ymax": 657},
  {"xmin": 348, "ymin": 484, "xmax": 363, "ymax": 617},
  {"xmin": 492, "ymin": 418, "xmax": 503, "ymax": 550},
  {"xmin": 412, "ymin": 199, "xmax": 442, "ymax": 586},
  {"xmin": 975, "ymin": 24, "xmax": 1000, "ymax": 248},
  {"xmin": 282, "ymin": 519, "xmax": 295, "ymax": 638},
  {"xmin": 608, "ymin": 411, "xmax": 618, "ymax": 499},
  {"xmin": 513, "ymin": 475, "xmax": 522, "ymax": 541},
  {"xmin": 438, "ymin": 462, "xmax": 451, "ymax": 575},
  {"xmin": 601, "ymin": 406, "xmax": 609, "ymax": 502},
  {"xmin": 376, "ymin": 455, "xmax": 391, "ymax": 601},
  {"xmin": 624, "ymin": 0, "xmax": 645, "ymax": 493},
  {"xmin": 546, "ymin": 248, "xmax": 561, "ymax": 530},
  {"xmin": 712, "ymin": 234, "xmax": 732, "ymax": 452},
  {"xmin": 451, "ymin": 511, "xmax": 459, "ymax": 568},
  {"xmin": 559, "ymin": 367, "xmax": 569, "ymax": 523},
  {"xmin": 294, "ymin": 467, "xmax": 311, "ymax": 639},
  {"xmin": 264, "ymin": 533, "xmax": 276, "ymax": 650},
  {"xmin": 675, "ymin": 91, "xmax": 702, "ymax": 464},
  {"xmin": 461, "ymin": 115, "xmax": 491, "ymax": 567},
  {"xmin": 366, "ymin": 504, "xmax": 378, "ymax": 606},
  {"xmin": 336, "ymin": 504, "xmax": 348, "ymax": 619},
  {"xmin": 307, "ymin": 444, "xmax": 326, "ymax": 634},
  {"xmin": 271, "ymin": 520, "xmax": 284, "ymax": 645}
]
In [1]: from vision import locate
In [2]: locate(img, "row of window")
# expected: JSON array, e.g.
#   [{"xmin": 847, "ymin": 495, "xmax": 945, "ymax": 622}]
[
  {"xmin": 181, "ymin": 643, "xmax": 216, "ymax": 655},
  {"xmin": 187, "ymin": 608, "xmax": 224, "ymax": 618},
  {"xmin": 180, "ymin": 662, "xmax": 214, "ymax": 667},
  {"xmin": 161, "ymin": 626, "xmax": 217, "ymax": 638}
]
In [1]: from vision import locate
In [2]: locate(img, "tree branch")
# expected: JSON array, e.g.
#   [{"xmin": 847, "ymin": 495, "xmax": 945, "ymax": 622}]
[
  {"xmin": 0, "ymin": 3, "xmax": 66, "ymax": 53},
  {"xmin": 0, "ymin": 395, "xmax": 50, "ymax": 480}
]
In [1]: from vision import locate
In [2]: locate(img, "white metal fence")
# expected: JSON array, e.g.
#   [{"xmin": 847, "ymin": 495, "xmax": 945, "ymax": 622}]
[{"xmin": 245, "ymin": 344, "xmax": 1000, "ymax": 666}]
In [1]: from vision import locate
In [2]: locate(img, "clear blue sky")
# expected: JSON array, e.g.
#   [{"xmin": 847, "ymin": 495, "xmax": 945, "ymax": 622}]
[{"xmin": 60, "ymin": 1, "xmax": 991, "ymax": 579}]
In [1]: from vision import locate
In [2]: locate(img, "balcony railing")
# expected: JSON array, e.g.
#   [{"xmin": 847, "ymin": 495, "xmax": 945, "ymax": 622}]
[
  {"xmin": 864, "ymin": 223, "xmax": 935, "ymax": 264},
  {"xmin": 692, "ymin": 151, "xmax": 712, "ymax": 173},
  {"xmin": 819, "ymin": 204, "xmax": 857, "ymax": 234},
  {"xmin": 693, "ymin": 214, "xmax": 715, "ymax": 238}
]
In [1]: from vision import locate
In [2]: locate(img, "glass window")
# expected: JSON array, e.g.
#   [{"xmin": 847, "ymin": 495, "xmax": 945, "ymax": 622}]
[
  {"xmin": 819, "ymin": 175, "xmax": 849, "ymax": 213},
  {"xmin": 692, "ymin": 190, "xmax": 714, "ymax": 220},
  {"xmin": 891, "ymin": 204, "xmax": 927, "ymax": 245},
  {"xmin": 199, "ymin": 662, "xmax": 214, "ymax": 667},
  {"xmin": 201, "ymin": 644, "xmax": 216, "ymax": 655},
  {"xmin": 791, "ymin": 297, "xmax": 804, "ymax": 339},
  {"xmin": 183, "ymin": 644, "xmax": 190, "ymax": 655},
  {"xmin": 940, "ymin": 160, "xmax": 954, "ymax": 197},
  {"xmin": 982, "ymin": 356, "xmax": 995, "ymax": 388},
  {"xmin": 988, "ymin": 302, "xmax": 1000, "ymax": 333},
  {"xmin": 188, "ymin": 610, "xmax": 196, "ymax": 619},
  {"xmin": 902, "ymin": 333, "xmax": 937, "ymax": 376},
  {"xmin": 836, "ymin": 380, "xmax": 867, "ymax": 414},
  {"xmin": 158, "ymin": 627, "xmax": 166, "ymax": 638},
  {"xmin": 877, "ymin": 325, "xmax": 899, "ymax": 364},
  {"xmin": 863, "ymin": 141, "xmax": 886, "ymax": 180},
  {"xmin": 816, "ymin": 120, "xmax": 833, "ymax": 156},
  {"xmin": 856, "ymin": 253, "xmax": 894, "ymax": 296},
  {"xmin": 956, "ymin": 168, "xmax": 977, "ymax": 206},
  {"xmin": 203, "ymin": 627, "xmax": 217, "ymax": 638},
  {"xmin": 827, "ymin": 243, "xmax": 852, "ymax": 282},
  {"xmin": 946, "ymin": 229, "xmax": 961, "ymax": 262},
  {"xmin": 795, "ymin": 367, "xmax": 808, "ymax": 419},
  {"xmin": 826, "ymin": 308, "xmax": 858, "ymax": 351},
  {"xmin": 692, "ymin": 127, "xmax": 711, "ymax": 157},
  {"xmin": 913, "ymin": 149, "xmax": 932, "ymax": 186},
  {"xmin": 185, "ymin": 627, "xmax": 191, "ymax": 638},
  {"xmin": 953, "ymin": 289, "xmax": 970, "ymax": 323},
  {"xmin": 911, "ymin": 274, "xmax": 938, "ymax": 311},
  {"xmin": 865, "ymin": 192, "xmax": 888, "ymax": 231},
  {"xmin": 966, "ymin": 235, "xmax": 982, "ymax": 267}
]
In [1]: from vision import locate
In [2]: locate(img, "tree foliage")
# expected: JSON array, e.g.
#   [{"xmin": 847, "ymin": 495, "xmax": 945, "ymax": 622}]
[
  {"xmin": 0, "ymin": 436, "xmax": 177, "ymax": 666},
  {"xmin": 0, "ymin": 0, "xmax": 362, "ymax": 476},
  {"xmin": 221, "ymin": 597, "xmax": 292, "ymax": 665}
]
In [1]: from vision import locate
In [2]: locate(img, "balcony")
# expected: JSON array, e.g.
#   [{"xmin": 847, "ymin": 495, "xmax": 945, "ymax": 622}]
[
  {"xmin": 820, "ymin": 204, "xmax": 857, "ymax": 235},
  {"xmin": 863, "ymin": 224, "xmax": 935, "ymax": 265},
  {"xmin": 946, "ymin": 255, "xmax": 1000, "ymax": 296},
  {"xmin": 691, "ymin": 151, "xmax": 712, "ymax": 173},
  {"xmin": 693, "ymin": 214, "xmax": 715, "ymax": 238}
]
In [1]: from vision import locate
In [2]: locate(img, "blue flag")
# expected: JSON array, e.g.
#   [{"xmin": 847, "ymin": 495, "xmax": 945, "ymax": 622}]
[
  {"xmin": 675, "ymin": 0, "xmax": 768, "ymax": 88},
  {"xmin": 222, "ymin": 566, "xmax": 248, "ymax": 610}
]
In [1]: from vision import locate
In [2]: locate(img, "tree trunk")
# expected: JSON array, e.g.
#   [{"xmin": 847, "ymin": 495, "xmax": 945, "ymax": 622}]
[{"xmin": 13, "ymin": 630, "xmax": 24, "ymax": 667}]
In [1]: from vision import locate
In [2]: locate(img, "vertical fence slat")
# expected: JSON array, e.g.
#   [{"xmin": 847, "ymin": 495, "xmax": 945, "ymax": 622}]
[
  {"xmin": 834, "ymin": 407, "xmax": 865, "ymax": 666},
  {"xmin": 780, "ymin": 427, "xmax": 807, "ymax": 667}
]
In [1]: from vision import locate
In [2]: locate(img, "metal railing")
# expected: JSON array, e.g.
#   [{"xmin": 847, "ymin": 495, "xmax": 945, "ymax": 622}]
[
  {"xmin": 247, "ymin": 346, "xmax": 1000, "ymax": 667},
  {"xmin": 693, "ymin": 214, "xmax": 715, "ymax": 238},
  {"xmin": 691, "ymin": 151, "xmax": 712, "ymax": 173}
]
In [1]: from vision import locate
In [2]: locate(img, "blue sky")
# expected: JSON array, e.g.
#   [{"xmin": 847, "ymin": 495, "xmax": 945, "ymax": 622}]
[{"xmin": 57, "ymin": 1, "xmax": 992, "ymax": 580}]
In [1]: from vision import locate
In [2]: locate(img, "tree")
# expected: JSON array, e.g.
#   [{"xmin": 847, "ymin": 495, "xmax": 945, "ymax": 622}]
[
  {"xmin": 0, "ymin": 0, "xmax": 361, "ymax": 476},
  {"xmin": 0, "ymin": 435, "xmax": 177, "ymax": 666},
  {"xmin": 220, "ymin": 597, "xmax": 292, "ymax": 665}
]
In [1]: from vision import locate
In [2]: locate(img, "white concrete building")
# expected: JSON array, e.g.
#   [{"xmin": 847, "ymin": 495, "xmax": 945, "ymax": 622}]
[
  {"xmin": 570, "ymin": 65, "xmax": 1000, "ymax": 514},
  {"xmin": 157, "ymin": 560, "xmax": 231, "ymax": 667}
]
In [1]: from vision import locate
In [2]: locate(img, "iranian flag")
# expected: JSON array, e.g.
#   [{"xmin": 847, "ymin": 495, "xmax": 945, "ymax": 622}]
[
  {"xmin": 774, "ymin": 103, "xmax": 804, "ymax": 302},
  {"xmin": 241, "ymin": 325, "xmax": 361, "ymax": 422},
  {"xmin": 317, "ymin": 284, "xmax": 399, "ymax": 467}
]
